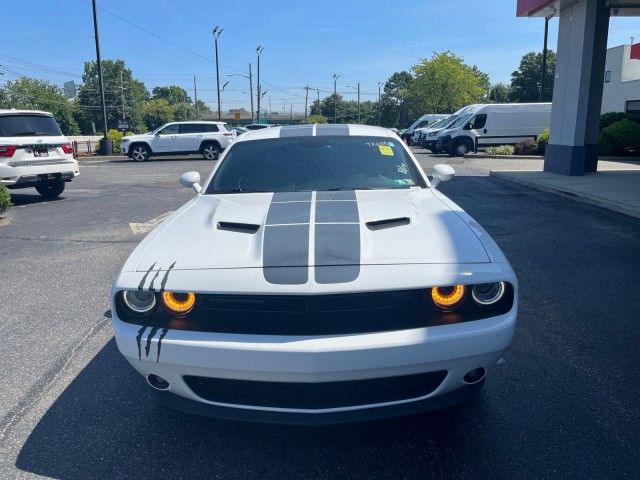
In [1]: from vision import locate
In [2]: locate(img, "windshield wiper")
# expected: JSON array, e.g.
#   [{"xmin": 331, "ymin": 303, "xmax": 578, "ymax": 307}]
[
  {"xmin": 12, "ymin": 131, "xmax": 38, "ymax": 136},
  {"xmin": 327, "ymin": 187, "xmax": 373, "ymax": 191},
  {"xmin": 214, "ymin": 188, "xmax": 269, "ymax": 194}
]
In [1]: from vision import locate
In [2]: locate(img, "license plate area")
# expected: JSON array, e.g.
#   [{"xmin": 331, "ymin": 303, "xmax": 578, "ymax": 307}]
[
  {"xmin": 38, "ymin": 173, "xmax": 60, "ymax": 182},
  {"xmin": 33, "ymin": 147, "xmax": 49, "ymax": 157}
]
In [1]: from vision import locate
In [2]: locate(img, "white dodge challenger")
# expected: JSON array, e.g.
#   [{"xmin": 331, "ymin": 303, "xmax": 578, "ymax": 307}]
[{"xmin": 111, "ymin": 124, "xmax": 518, "ymax": 424}]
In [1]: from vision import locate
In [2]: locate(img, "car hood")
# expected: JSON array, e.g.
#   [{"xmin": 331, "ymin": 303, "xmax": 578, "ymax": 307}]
[{"xmin": 134, "ymin": 189, "xmax": 490, "ymax": 273}]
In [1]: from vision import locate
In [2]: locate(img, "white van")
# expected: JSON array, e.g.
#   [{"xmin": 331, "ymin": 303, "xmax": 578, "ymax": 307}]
[
  {"xmin": 435, "ymin": 103, "xmax": 552, "ymax": 156},
  {"xmin": 418, "ymin": 105, "xmax": 477, "ymax": 152},
  {"xmin": 0, "ymin": 109, "xmax": 79, "ymax": 198},
  {"xmin": 401, "ymin": 114, "xmax": 449, "ymax": 145}
]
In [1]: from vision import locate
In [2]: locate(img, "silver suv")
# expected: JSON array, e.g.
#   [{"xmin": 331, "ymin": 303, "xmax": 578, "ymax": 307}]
[{"xmin": 120, "ymin": 121, "xmax": 235, "ymax": 162}]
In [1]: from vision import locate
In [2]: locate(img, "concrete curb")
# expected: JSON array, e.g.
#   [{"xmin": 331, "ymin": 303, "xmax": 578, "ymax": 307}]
[
  {"xmin": 76, "ymin": 155, "xmax": 128, "ymax": 162},
  {"xmin": 490, "ymin": 171, "xmax": 640, "ymax": 219}
]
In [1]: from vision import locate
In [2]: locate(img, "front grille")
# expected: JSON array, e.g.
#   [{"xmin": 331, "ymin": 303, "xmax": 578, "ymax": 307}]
[
  {"xmin": 183, "ymin": 371, "xmax": 447, "ymax": 409},
  {"xmin": 116, "ymin": 285, "xmax": 515, "ymax": 335}
]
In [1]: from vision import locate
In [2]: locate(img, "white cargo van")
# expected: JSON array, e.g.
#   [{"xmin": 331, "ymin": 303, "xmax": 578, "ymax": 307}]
[
  {"xmin": 435, "ymin": 103, "xmax": 551, "ymax": 156},
  {"xmin": 419, "ymin": 105, "xmax": 477, "ymax": 152},
  {"xmin": 401, "ymin": 114, "xmax": 449, "ymax": 145},
  {"xmin": 0, "ymin": 109, "xmax": 79, "ymax": 198}
]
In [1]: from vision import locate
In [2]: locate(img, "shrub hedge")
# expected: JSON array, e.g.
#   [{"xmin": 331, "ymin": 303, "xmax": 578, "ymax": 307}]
[
  {"xmin": 485, "ymin": 145, "xmax": 514, "ymax": 155},
  {"xmin": 514, "ymin": 138, "xmax": 538, "ymax": 155},
  {"xmin": 599, "ymin": 119, "xmax": 640, "ymax": 155},
  {"xmin": 0, "ymin": 184, "xmax": 12, "ymax": 217}
]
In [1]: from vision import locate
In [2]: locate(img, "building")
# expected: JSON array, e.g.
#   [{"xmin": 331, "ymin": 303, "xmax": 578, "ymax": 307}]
[
  {"xmin": 518, "ymin": 0, "xmax": 640, "ymax": 176},
  {"xmin": 602, "ymin": 44, "xmax": 640, "ymax": 114}
]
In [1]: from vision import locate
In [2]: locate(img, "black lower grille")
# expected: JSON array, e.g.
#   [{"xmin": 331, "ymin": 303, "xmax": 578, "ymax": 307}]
[{"xmin": 183, "ymin": 371, "xmax": 447, "ymax": 409}]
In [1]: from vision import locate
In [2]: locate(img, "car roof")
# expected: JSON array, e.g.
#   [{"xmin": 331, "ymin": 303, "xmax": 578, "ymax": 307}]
[
  {"xmin": 166, "ymin": 120, "xmax": 227, "ymax": 125},
  {"xmin": 0, "ymin": 109, "xmax": 53, "ymax": 117},
  {"xmin": 235, "ymin": 124, "xmax": 398, "ymax": 143}
]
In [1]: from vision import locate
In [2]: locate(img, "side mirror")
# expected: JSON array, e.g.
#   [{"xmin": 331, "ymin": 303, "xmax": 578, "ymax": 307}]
[
  {"xmin": 179, "ymin": 171, "xmax": 202, "ymax": 193},
  {"xmin": 154, "ymin": 131, "xmax": 161, "ymax": 136},
  {"xmin": 463, "ymin": 123, "xmax": 472, "ymax": 130},
  {"xmin": 431, "ymin": 164, "xmax": 455, "ymax": 189}
]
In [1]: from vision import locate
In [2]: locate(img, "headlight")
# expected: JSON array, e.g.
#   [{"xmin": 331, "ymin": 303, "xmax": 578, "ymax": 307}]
[
  {"xmin": 122, "ymin": 290, "xmax": 156, "ymax": 314},
  {"xmin": 162, "ymin": 291, "xmax": 196, "ymax": 315},
  {"xmin": 431, "ymin": 285, "xmax": 466, "ymax": 310},
  {"xmin": 472, "ymin": 282, "xmax": 505, "ymax": 305}
]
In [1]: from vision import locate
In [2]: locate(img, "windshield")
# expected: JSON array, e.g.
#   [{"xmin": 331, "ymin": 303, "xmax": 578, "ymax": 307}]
[
  {"xmin": 207, "ymin": 135, "xmax": 426, "ymax": 194},
  {"xmin": 447, "ymin": 114, "xmax": 473, "ymax": 130},
  {"xmin": 428, "ymin": 118, "xmax": 449, "ymax": 129},
  {"xmin": 0, "ymin": 115, "xmax": 63, "ymax": 137}
]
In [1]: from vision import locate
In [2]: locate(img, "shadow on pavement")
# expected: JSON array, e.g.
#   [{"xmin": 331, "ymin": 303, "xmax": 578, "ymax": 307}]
[
  {"xmin": 8, "ymin": 191, "xmax": 63, "ymax": 206},
  {"xmin": 16, "ymin": 340, "xmax": 490, "ymax": 480}
]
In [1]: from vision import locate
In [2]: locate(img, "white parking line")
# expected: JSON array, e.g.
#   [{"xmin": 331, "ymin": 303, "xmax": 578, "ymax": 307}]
[{"xmin": 129, "ymin": 211, "xmax": 173, "ymax": 235}]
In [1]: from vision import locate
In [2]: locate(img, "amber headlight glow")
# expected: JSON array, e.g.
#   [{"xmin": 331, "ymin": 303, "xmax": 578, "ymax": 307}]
[
  {"xmin": 161, "ymin": 291, "xmax": 196, "ymax": 315},
  {"xmin": 431, "ymin": 285, "xmax": 466, "ymax": 310}
]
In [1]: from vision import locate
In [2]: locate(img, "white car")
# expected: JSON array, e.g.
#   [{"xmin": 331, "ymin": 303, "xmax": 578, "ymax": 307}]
[
  {"xmin": 0, "ymin": 109, "xmax": 79, "ymax": 198},
  {"xmin": 111, "ymin": 124, "xmax": 518, "ymax": 424},
  {"xmin": 121, "ymin": 121, "xmax": 235, "ymax": 162}
]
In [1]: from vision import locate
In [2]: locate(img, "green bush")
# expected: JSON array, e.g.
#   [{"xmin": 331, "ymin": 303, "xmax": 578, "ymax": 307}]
[
  {"xmin": 599, "ymin": 119, "xmax": 640, "ymax": 155},
  {"xmin": 0, "ymin": 184, "xmax": 12, "ymax": 217},
  {"xmin": 106, "ymin": 129, "xmax": 135, "ymax": 153},
  {"xmin": 485, "ymin": 145, "xmax": 514, "ymax": 155},
  {"xmin": 514, "ymin": 138, "xmax": 538, "ymax": 155},
  {"xmin": 537, "ymin": 128, "xmax": 550, "ymax": 155},
  {"xmin": 600, "ymin": 112, "xmax": 640, "ymax": 130}
]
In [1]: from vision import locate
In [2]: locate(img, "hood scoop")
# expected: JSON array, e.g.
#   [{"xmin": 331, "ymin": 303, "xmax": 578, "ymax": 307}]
[
  {"xmin": 217, "ymin": 221, "xmax": 261, "ymax": 234},
  {"xmin": 366, "ymin": 217, "xmax": 411, "ymax": 230}
]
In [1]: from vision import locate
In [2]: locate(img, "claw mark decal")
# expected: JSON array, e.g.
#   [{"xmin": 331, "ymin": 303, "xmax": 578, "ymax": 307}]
[
  {"xmin": 144, "ymin": 326, "xmax": 160, "ymax": 357},
  {"xmin": 148, "ymin": 269, "xmax": 161, "ymax": 292},
  {"xmin": 136, "ymin": 326, "xmax": 147, "ymax": 361},
  {"xmin": 156, "ymin": 328, "xmax": 169, "ymax": 362},
  {"xmin": 159, "ymin": 262, "xmax": 176, "ymax": 292},
  {"xmin": 138, "ymin": 263, "xmax": 156, "ymax": 291}
]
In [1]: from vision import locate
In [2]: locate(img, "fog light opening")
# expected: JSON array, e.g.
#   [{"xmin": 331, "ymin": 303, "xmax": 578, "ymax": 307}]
[
  {"xmin": 147, "ymin": 374, "xmax": 170, "ymax": 390},
  {"xmin": 463, "ymin": 367, "xmax": 486, "ymax": 385}
]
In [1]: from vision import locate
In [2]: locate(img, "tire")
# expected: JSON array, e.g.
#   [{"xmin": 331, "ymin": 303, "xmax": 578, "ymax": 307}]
[
  {"xmin": 201, "ymin": 142, "xmax": 220, "ymax": 160},
  {"xmin": 130, "ymin": 144, "xmax": 151, "ymax": 162},
  {"xmin": 450, "ymin": 138, "xmax": 472, "ymax": 157},
  {"xmin": 35, "ymin": 180, "xmax": 65, "ymax": 199}
]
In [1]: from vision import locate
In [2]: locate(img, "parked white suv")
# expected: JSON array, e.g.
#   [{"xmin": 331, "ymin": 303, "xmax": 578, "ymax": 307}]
[
  {"xmin": 0, "ymin": 109, "xmax": 79, "ymax": 198},
  {"xmin": 120, "ymin": 121, "xmax": 235, "ymax": 161}
]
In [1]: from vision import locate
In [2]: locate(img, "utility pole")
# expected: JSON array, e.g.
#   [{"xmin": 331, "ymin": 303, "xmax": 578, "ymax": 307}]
[
  {"xmin": 316, "ymin": 88, "xmax": 320, "ymax": 117},
  {"xmin": 256, "ymin": 46, "xmax": 264, "ymax": 123},
  {"xmin": 377, "ymin": 81, "xmax": 383, "ymax": 126},
  {"xmin": 357, "ymin": 82, "xmax": 360, "ymax": 124},
  {"xmin": 212, "ymin": 26, "xmax": 223, "ymax": 120},
  {"xmin": 119, "ymin": 70, "xmax": 125, "ymax": 121},
  {"xmin": 193, "ymin": 75, "xmax": 199, "ymax": 119},
  {"xmin": 540, "ymin": 16, "xmax": 550, "ymax": 102},
  {"xmin": 290, "ymin": 105, "xmax": 293, "ymax": 123},
  {"xmin": 304, "ymin": 85, "xmax": 309, "ymax": 123},
  {"xmin": 249, "ymin": 63, "xmax": 254, "ymax": 122},
  {"xmin": 332, "ymin": 73, "xmax": 340, "ymax": 124},
  {"xmin": 91, "ymin": 0, "xmax": 110, "ymax": 154}
]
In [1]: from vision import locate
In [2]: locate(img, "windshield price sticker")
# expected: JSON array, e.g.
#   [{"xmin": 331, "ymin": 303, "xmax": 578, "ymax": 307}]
[{"xmin": 378, "ymin": 145, "xmax": 394, "ymax": 156}]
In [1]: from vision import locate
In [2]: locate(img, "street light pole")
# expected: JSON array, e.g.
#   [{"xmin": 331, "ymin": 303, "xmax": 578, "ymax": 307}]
[
  {"xmin": 304, "ymin": 85, "xmax": 310, "ymax": 123},
  {"xmin": 228, "ymin": 65, "xmax": 254, "ymax": 122},
  {"xmin": 348, "ymin": 83, "xmax": 361, "ymax": 123},
  {"xmin": 332, "ymin": 73, "xmax": 340, "ymax": 124},
  {"xmin": 91, "ymin": 0, "xmax": 110, "ymax": 154},
  {"xmin": 540, "ymin": 16, "xmax": 550, "ymax": 102},
  {"xmin": 377, "ymin": 81, "xmax": 383, "ymax": 126},
  {"xmin": 213, "ymin": 26, "xmax": 223, "ymax": 121},
  {"xmin": 256, "ymin": 46, "xmax": 264, "ymax": 123}
]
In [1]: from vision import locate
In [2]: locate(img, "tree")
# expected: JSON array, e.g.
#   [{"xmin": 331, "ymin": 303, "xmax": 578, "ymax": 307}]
[
  {"xmin": 193, "ymin": 100, "xmax": 213, "ymax": 119},
  {"xmin": 152, "ymin": 85, "xmax": 191, "ymax": 105},
  {"xmin": 378, "ymin": 71, "xmax": 415, "ymax": 128},
  {"xmin": 510, "ymin": 50, "xmax": 556, "ymax": 102},
  {"xmin": 489, "ymin": 83, "xmax": 511, "ymax": 103},
  {"xmin": 77, "ymin": 59, "xmax": 148, "ymax": 133},
  {"xmin": 409, "ymin": 52, "xmax": 489, "ymax": 119},
  {"xmin": 141, "ymin": 98, "xmax": 174, "ymax": 130},
  {"xmin": 306, "ymin": 114, "xmax": 327, "ymax": 124},
  {"xmin": 0, "ymin": 78, "xmax": 80, "ymax": 134},
  {"xmin": 173, "ymin": 103, "xmax": 194, "ymax": 121}
]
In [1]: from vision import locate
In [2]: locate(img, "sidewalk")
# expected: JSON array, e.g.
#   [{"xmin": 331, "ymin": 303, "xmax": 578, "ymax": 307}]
[{"xmin": 488, "ymin": 158, "xmax": 640, "ymax": 219}]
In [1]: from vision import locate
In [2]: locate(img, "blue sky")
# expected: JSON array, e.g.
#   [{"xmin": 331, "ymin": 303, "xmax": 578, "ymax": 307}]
[{"xmin": 1, "ymin": 0, "xmax": 638, "ymax": 113}]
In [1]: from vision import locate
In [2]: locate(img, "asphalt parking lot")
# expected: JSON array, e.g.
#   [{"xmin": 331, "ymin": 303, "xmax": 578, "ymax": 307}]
[{"xmin": 1, "ymin": 151, "xmax": 639, "ymax": 479}]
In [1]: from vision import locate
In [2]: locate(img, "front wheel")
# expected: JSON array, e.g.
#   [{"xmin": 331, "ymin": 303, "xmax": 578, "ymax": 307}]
[
  {"xmin": 35, "ymin": 180, "xmax": 65, "ymax": 199},
  {"xmin": 201, "ymin": 142, "xmax": 220, "ymax": 160},
  {"xmin": 450, "ymin": 139, "xmax": 471, "ymax": 157},
  {"xmin": 131, "ymin": 144, "xmax": 151, "ymax": 162}
]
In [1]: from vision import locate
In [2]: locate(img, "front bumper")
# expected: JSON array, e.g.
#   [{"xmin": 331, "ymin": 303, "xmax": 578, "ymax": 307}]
[
  {"xmin": 436, "ymin": 135, "xmax": 453, "ymax": 152},
  {"xmin": 1, "ymin": 159, "xmax": 79, "ymax": 187},
  {"xmin": 112, "ymin": 304, "xmax": 516, "ymax": 423}
]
